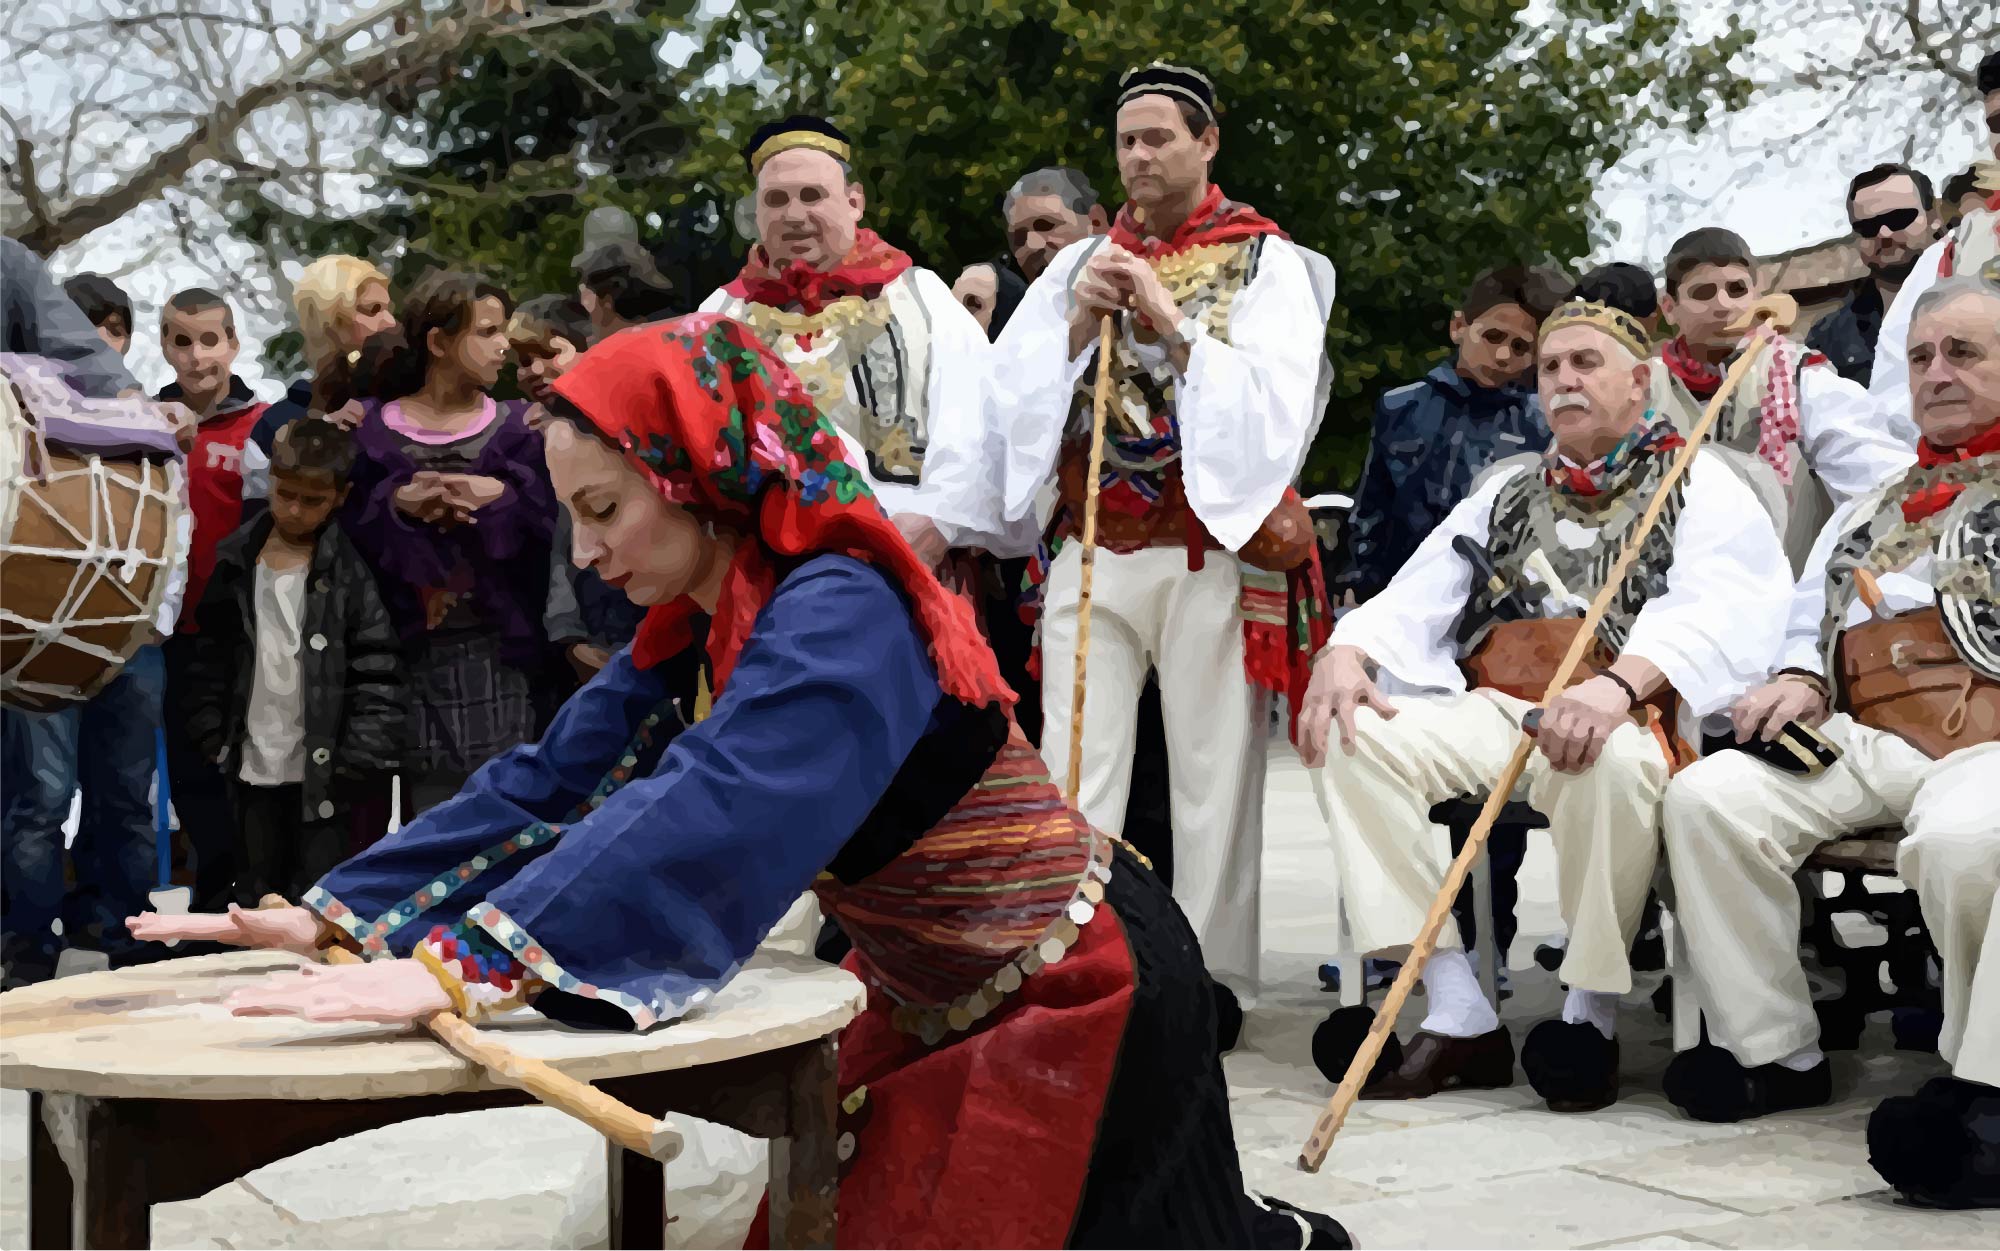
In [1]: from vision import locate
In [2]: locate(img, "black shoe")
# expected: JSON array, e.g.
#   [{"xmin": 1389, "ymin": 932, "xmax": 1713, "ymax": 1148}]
[
  {"xmin": 1522, "ymin": 1019, "xmax": 1620, "ymax": 1113},
  {"xmin": 1868, "ymin": 1078, "xmax": 2000, "ymax": 1209},
  {"xmin": 1311, "ymin": 1004, "xmax": 1405, "ymax": 1088},
  {"xmin": 1364, "ymin": 1027, "xmax": 1515, "ymax": 1100},
  {"xmin": 1891, "ymin": 1007, "xmax": 1944, "ymax": 1054},
  {"xmin": 1533, "ymin": 941, "xmax": 1566, "ymax": 972},
  {"xmin": 1248, "ymin": 1193, "xmax": 1354, "ymax": 1249},
  {"xmin": 1662, "ymin": 1043, "xmax": 1833, "ymax": 1123},
  {"xmin": 1214, "ymin": 980, "xmax": 1244, "ymax": 1055}
]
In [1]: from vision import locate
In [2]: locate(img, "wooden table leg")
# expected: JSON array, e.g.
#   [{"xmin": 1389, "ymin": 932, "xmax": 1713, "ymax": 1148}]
[
  {"xmin": 28, "ymin": 1092, "xmax": 68, "ymax": 1250},
  {"xmin": 32, "ymin": 1093, "xmax": 149, "ymax": 1249},
  {"xmin": 767, "ymin": 1038, "xmax": 838, "ymax": 1251},
  {"xmin": 606, "ymin": 1137, "xmax": 667, "ymax": 1251}
]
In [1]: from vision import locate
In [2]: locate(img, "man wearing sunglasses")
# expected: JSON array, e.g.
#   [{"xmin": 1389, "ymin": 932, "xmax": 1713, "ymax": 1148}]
[
  {"xmin": 1808, "ymin": 164, "xmax": 1940, "ymax": 388},
  {"xmin": 1871, "ymin": 49, "xmax": 2000, "ymax": 419}
]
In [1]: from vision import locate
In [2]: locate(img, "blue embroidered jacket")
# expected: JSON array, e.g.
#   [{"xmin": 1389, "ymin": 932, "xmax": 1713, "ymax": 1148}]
[{"xmin": 306, "ymin": 556, "xmax": 953, "ymax": 1029}]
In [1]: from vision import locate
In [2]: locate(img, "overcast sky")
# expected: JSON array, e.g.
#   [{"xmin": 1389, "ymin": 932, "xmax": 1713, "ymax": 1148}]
[{"xmin": 19, "ymin": 0, "xmax": 1992, "ymax": 400}]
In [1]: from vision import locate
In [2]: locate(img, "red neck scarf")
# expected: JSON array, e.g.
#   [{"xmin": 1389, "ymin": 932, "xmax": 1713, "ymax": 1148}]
[
  {"xmin": 725, "ymin": 228, "xmax": 913, "ymax": 316},
  {"xmin": 1904, "ymin": 422, "xmax": 2000, "ymax": 522},
  {"xmin": 1106, "ymin": 184, "xmax": 1286, "ymax": 259},
  {"xmin": 550, "ymin": 316, "xmax": 1012, "ymax": 711},
  {"xmin": 1660, "ymin": 336, "xmax": 1726, "ymax": 400}
]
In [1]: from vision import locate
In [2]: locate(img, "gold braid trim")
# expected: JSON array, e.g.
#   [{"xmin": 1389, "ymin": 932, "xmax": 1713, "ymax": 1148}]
[{"xmin": 733, "ymin": 294, "xmax": 891, "ymax": 340}]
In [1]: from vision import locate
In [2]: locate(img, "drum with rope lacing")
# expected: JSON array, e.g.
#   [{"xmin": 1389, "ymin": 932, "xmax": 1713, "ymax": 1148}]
[{"xmin": 0, "ymin": 354, "xmax": 188, "ymax": 713}]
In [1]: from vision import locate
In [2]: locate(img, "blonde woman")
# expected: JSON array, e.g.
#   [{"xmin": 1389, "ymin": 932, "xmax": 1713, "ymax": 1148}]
[{"xmin": 247, "ymin": 256, "xmax": 397, "ymax": 481}]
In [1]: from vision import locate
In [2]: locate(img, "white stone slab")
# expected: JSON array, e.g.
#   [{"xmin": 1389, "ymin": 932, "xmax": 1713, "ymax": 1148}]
[{"xmin": 1316, "ymin": 1167, "xmax": 1739, "ymax": 1249}]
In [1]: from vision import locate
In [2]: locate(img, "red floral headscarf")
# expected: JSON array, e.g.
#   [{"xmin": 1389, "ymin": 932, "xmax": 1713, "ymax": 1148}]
[{"xmin": 550, "ymin": 314, "xmax": 1013, "ymax": 710}]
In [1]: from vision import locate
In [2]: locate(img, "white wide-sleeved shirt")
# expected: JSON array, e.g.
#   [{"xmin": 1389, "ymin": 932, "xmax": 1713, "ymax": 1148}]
[
  {"xmin": 1333, "ymin": 450, "xmax": 1791, "ymax": 717},
  {"xmin": 987, "ymin": 231, "xmax": 1330, "ymax": 554},
  {"xmin": 703, "ymin": 266, "xmax": 1037, "ymax": 555}
]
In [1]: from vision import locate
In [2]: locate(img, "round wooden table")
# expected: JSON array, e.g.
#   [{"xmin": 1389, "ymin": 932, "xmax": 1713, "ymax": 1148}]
[{"xmin": 1, "ymin": 950, "xmax": 866, "ymax": 1250}]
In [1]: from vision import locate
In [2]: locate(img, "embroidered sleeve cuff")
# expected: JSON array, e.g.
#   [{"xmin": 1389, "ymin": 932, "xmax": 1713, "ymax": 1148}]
[{"xmin": 417, "ymin": 923, "xmax": 542, "ymax": 1022}]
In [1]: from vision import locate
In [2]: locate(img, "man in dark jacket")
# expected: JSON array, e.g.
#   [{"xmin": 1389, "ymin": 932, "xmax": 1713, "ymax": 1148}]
[
  {"xmin": 1806, "ymin": 163, "xmax": 1941, "ymax": 387},
  {"xmin": 1336, "ymin": 265, "xmax": 1567, "ymax": 605},
  {"xmin": 184, "ymin": 419, "xmax": 405, "ymax": 903}
]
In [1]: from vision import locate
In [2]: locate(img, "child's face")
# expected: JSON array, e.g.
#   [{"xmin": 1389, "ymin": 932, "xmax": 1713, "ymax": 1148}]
[
  {"xmin": 161, "ymin": 306, "xmax": 239, "ymax": 400},
  {"xmin": 269, "ymin": 470, "xmax": 346, "ymax": 543},
  {"xmin": 515, "ymin": 336, "xmax": 580, "ymax": 404}
]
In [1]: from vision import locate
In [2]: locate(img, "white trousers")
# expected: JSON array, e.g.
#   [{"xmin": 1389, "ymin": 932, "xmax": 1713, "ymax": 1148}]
[
  {"xmin": 1316, "ymin": 689, "xmax": 1669, "ymax": 995},
  {"xmin": 1038, "ymin": 543, "xmax": 1266, "ymax": 995},
  {"xmin": 1662, "ymin": 717, "xmax": 2000, "ymax": 1085}
]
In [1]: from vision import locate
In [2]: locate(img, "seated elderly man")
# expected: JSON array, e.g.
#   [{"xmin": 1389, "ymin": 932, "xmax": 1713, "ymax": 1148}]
[
  {"xmin": 1300, "ymin": 300, "xmax": 1789, "ymax": 1112},
  {"xmin": 1661, "ymin": 274, "xmax": 1999, "ymax": 1209}
]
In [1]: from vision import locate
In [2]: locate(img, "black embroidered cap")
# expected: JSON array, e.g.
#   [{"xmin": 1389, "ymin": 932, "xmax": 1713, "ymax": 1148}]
[
  {"xmin": 744, "ymin": 115, "xmax": 853, "ymax": 176},
  {"xmin": 1116, "ymin": 62, "xmax": 1218, "ymax": 124}
]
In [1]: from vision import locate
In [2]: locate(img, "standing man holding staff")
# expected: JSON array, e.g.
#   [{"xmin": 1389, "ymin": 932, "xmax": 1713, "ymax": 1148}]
[{"xmin": 991, "ymin": 64, "xmax": 1333, "ymax": 1026}]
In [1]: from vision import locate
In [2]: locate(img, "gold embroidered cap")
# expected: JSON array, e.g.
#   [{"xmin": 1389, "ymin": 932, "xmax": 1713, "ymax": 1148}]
[
  {"xmin": 744, "ymin": 114, "xmax": 853, "ymax": 177},
  {"xmin": 1539, "ymin": 299, "xmax": 1652, "ymax": 360},
  {"xmin": 1117, "ymin": 62, "xmax": 1219, "ymax": 124}
]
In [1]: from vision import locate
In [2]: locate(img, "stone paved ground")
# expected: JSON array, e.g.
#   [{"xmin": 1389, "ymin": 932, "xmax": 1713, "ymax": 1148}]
[{"xmin": 4, "ymin": 746, "xmax": 1998, "ymax": 1248}]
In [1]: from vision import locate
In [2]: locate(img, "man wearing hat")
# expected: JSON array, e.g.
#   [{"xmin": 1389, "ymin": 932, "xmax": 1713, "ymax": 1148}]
[
  {"xmin": 1659, "ymin": 275, "xmax": 1999, "ymax": 1207},
  {"xmin": 1297, "ymin": 301, "xmax": 1789, "ymax": 1110},
  {"xmin": 988, "ymin": 64, "xmax": 1334, "ymax": 1026},
  {"xmin": 701, "ymin": 116, "xmax": 1031, "ymax": 565}
]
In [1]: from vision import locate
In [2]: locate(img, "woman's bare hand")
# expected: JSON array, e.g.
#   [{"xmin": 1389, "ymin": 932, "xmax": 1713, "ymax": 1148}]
[{"xmin": 126, "ymin": 904, "xmax": 322, "ymax": 956}]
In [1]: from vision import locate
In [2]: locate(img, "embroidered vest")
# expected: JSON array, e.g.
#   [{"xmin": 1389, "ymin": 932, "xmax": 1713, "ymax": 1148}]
[
  {"xmin": 1054, "ymin": 234, "xmax": 1266, "ymax": 545},
  {"xmin": 713, "ymin": 270, "xmax": 935, "ymax": 491},
  {"xmin": 1470, "ymin": 451, "xmax": 1685, "ymax": 654},
  {"xmin": 1818, "ymin": 458, "xmax": 2000, "ymax": 693},
  {"xmin": 1646, "ymin": 353, "xmax": 1828, "ymax": 571}
]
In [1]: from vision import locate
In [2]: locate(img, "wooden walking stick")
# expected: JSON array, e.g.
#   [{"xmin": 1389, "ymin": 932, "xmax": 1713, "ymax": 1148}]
[
  {"xmin": 1297, "ymin": 300, "xmax": 1796, "ymax": 1172},
  {"xmin": 261, "ymin": 896, "xmax": 682, "ymax": 1161},
  {"xmin": 1065, "ymin": 312, "xmax": 1119, "ymax": 809}
]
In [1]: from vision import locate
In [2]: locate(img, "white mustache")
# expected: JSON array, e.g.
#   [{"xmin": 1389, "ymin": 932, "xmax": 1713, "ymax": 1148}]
[{"xmin": 1549, "ymin": 393, "xmax": 1591, "ymax": 413}]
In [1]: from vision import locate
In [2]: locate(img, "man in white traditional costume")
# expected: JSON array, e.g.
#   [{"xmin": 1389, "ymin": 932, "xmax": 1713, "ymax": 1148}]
[
  {"xmin": 1868, "ymin": 50, "xmax": 2000, "ymax": 423},
  {"xmin": 701, "ymin": 115, "xmax": 1029, "ymax": 565},
  {"xmin": 1648, "ymin": 228, "xmax": 1915, "ymax": 569},
  {"xmin": 990, "ymin": 64, "xmax": 1334, "ymax": 1024},
  {"xmin": 1299, "ymin": 301, "xmax": 1789, "ymax": 1111},
  {"xmin": 1660, "ymin": 275, "xmax": 2000, "ymax": 1208}
]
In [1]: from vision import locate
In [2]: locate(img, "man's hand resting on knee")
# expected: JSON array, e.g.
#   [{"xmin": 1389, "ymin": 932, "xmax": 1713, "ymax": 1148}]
[{"xmin": 1300, "ymin": 644, "xmax": 1398, "ymax": 767}]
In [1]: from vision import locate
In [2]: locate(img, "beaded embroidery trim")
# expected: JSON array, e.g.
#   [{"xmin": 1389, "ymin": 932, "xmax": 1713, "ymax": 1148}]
[
  {"xmin": 302, "ymin": 704, "xmax": 673, "ymax": 957},
  {"xmin": 464, "ymin": 899, "xmax": 722, "ymax": 1031}
]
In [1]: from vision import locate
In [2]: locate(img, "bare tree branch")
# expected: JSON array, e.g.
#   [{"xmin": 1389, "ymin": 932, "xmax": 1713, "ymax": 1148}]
[
  {"xmin": 16, "ymin": 0, "xmax": 635, "ymax": 253},
  {"xmin": 1903, "ymin": 0, "xmax": 1975, "ymax": 86}
]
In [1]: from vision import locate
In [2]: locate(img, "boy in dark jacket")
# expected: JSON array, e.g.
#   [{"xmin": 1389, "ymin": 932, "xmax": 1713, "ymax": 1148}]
[{"xmin": 186, "ymin": 418, "xmax": 405, "ymax": 903}]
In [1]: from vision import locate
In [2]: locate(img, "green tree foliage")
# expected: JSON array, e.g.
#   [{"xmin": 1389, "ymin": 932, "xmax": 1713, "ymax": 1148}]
[{"xmin": 236, "ymin": 0, "xmax": 1750, "ymax": 486}]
